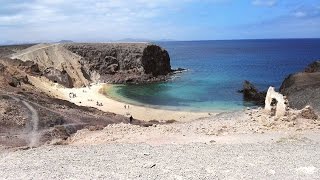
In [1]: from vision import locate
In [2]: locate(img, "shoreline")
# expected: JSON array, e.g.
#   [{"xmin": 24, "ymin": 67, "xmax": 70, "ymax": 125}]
[
  {"xmin": 56, "ymin": 83, "xmax": 215, "ymax": 122},
  {"xmin": 104, "ymin": 85, "xmax": 233, "ymax": 113}
]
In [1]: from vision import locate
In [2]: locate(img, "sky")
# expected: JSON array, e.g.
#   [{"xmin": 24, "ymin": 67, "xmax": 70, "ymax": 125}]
[{"xmin": 0, "ymin": 0, "xmax": 320, "ymax": 43}]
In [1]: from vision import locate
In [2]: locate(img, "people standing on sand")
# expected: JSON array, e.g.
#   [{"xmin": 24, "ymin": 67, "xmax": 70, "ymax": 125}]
[
  {"xmin": 128, "ymin": 105, "xmax": 130, "ymax": 109},
  {"xmin": 96, "ymin": 101, "xmax": 103, "ymax": 106},
  {"xmin": 69, "ymin": 92, "xmax": 76, "ymax": 98},
  {"xmin": 124, "ymin": 105, "xmax": 127, "ymax": 109},
  {"xmin": 129, "ymin": 115, "xmax": 133, "ymax": 124}
]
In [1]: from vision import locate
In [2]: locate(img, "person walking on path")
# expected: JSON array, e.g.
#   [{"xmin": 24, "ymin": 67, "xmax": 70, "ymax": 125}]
[{"xmin": 129, "ymin": 116, "xmax": 133, "ymax": 124}]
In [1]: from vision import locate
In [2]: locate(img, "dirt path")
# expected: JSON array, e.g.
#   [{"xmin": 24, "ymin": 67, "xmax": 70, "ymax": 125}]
[
  {"xmin": 6, "ymin": 94, "xmax": 40, "ymax": 147},
  {"xmin": 21, "ymin": 101, "xmax": 39, "ymax": 147}
]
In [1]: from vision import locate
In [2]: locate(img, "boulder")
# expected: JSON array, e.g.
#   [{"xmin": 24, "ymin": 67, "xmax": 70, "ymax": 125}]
[
  {"xmin": 43, "ymin": 68, "xmax": 74, "ymax": 88},
  {"xmin": 299, "ymin": 106, "xmax": 318, "ymax": 120},
  {"xmin": 238, "ymin": 80, "xmax": 266, "ymax": 105},
  {"xmin": 8, "ymin": 76, "xmax": 29, "ymax": 87}
]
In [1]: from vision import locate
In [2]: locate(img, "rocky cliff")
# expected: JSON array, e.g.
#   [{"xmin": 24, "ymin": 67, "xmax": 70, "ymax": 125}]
[
  {"xmin": 0, "ymin": 57, "xmax": 159, "ymax": 147},
  {"xmin": 9, "ymin": 43, "xmax": 172, "ymax": 87},
  {"xmin": 280, "ymin": 61, "xmax": 320, "ymax": 111},
  {"xmin": 64, "ymin": 43, "xmax": 171, "ymax": 84}
]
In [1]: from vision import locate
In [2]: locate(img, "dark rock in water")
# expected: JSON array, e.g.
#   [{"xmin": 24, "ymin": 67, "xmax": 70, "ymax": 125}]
[
  {"xmin": 280, "ymin": 60, "xmax": 320, "ymax": 112},
  {"xmin": 65, "ymin": 43, "xmax": 172, "ymax": 84},
  {"xmin": 238, "ymin": 80, "xmax": 266, "ymax": 105},
  {"xmin": 141, "ymin": 45, "xmax": 171, "ymax": 76},
  {"xmin": 171, "ymin": 68, "xmax": 187, "ymax": 74}
]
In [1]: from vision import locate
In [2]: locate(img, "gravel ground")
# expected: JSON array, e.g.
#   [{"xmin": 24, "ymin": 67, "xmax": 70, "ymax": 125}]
[{"xmin": 1, "ymin": 142, "xmax": 320, "ymax": 180}]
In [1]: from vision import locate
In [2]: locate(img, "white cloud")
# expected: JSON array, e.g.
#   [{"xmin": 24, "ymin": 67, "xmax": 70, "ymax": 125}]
[
  {"xmin": 293, "ymin": 11, "xmax": 307, "ymax": 18},
  {"xmin": 252, "ymin": 0, "xmax": 277, "ymax": 7},
  {"xmin": 0, "ymin": 0, "xmax": 189, "ymax": 26},
  {"xmin": 0, "ymin": 0, "xmax": 200, "ymax": 41}
]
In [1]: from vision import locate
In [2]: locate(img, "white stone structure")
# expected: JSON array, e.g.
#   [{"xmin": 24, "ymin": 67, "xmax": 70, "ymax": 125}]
[{"xmin": 265, "ymin": 87, "xmax": 287, "ymax": 117}]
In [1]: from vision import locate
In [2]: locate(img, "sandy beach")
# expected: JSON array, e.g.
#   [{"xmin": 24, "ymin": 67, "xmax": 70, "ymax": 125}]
[
  {"xmin": 56, "ymin": 83, "xmax": 213, "ymax": 122},
  {"xmin": 26, "ymin": 76, "xmax": 214, "ymax": 122}
]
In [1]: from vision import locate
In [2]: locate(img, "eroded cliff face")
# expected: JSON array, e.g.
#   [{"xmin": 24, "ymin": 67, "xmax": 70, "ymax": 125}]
[
  {"xmin": 280, "ymin": 61, "xmax": 320, "ymax": 112},
  {"xmin": 7, "ymin": 43, "xmax": 172, "ymax": 87},
  {"xmin": 9, "ymin": 44, "xmax": 89, "ymax": 88},
  {"xmin": 0, "ymin": 56, "xmax": 163, "ymax": 147},
  {"xmin": 64, "ymin": 43, "xmax": 171, "ymax": 84}
]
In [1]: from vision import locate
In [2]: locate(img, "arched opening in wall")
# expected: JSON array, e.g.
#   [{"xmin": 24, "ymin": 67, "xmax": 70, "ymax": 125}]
[{"xmin": 270, "ymin": 98, "xmax": 278, "ymax": 116}]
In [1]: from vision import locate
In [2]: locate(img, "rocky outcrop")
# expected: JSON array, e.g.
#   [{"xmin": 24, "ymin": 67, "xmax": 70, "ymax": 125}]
[
  {"xmin": 64, "ymin": 43, "xmax": 171, "ymax": 84},
  {"xmin": 9, "ymin": 43, "xmax": 172, "ymax": 86},
  {"xmin": 265, "ymin": 87, "xmax": 288, "ymax": 117},
  {"xmin": 280, "ymin": 61, "xmax": 320, "ymax": 112},
  {"xmin": 0, "ymin": 58, "xmax": 32, "ymax": 88},
  {"xmin": 299, "ymin": 106, "xmax": 318, "ymax": 120},
  {"xmin": 238, "ymin": 80, "xmax": 266, "ymax": 105},
  {"xmin": 9, "ymin": 44, "xmax": 89, "ymax": 87},
  {"xmin": 304, "ymin": 61, "xmax": 320, "ymax": 73},
  {"xmin": 43, "ymin": 68, "xmax": 73, "ymax": 88}
]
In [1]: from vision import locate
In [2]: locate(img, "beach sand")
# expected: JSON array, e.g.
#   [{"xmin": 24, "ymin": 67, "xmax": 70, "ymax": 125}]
[{"xmin": 56, "ymin": 83, "xmax": 213, "ymax": 122}]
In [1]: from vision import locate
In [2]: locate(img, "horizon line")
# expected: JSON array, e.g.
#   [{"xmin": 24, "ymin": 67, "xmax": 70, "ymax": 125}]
[{"xmin": 1, "ymin": 37, "xmax": 320, "ymax": 46}]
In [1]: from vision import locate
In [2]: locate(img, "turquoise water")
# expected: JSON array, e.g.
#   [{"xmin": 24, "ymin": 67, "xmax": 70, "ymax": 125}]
[{"xmin": 110, "ymin": 39, "xmax": 320, "ymax": 112}]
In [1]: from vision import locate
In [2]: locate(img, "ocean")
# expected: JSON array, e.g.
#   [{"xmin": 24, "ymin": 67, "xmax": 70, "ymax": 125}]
[{"xmin": 109, "ymin": 39, "xmax": 320, "ymax": 112}]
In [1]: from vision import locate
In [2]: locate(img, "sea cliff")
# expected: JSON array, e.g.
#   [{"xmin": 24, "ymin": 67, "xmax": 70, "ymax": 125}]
[
  {"xmin": 8, "ymin": 43, "xmax": 172, "ymax": 87},
  {"xmin": 280, "ymin": 61, "xmax": 320, "ymax": 111}
]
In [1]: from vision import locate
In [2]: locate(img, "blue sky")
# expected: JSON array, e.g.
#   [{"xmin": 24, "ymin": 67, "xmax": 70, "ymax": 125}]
[{"xmin": 0, "ymin": 0, "xmax": 319, "ymax": 42}]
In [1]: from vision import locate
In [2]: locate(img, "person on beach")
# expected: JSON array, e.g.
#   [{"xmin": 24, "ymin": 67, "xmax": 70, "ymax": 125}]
[
  {"xmin": 129, "ymin": 116, "xmax": 133, "ymax": 124},
  {"xmin": 124, "ymin": 105, "xmax": 127, "ymax": 109}
]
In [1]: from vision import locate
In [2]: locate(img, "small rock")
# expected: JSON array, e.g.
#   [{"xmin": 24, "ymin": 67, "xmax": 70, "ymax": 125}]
[
  {"xmin": 299, "ymin": 106, "xmax": 318, "ymax": 120},
  {"xmin": 143, "ymin": 162, "xmax": 156, "ymax": 168}
]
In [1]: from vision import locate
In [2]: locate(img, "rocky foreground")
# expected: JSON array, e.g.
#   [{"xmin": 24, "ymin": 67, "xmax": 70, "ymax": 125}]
[
  {"xmin": 1, "ymin": 109, "xmax": 320, "ymax": 179},
  {"xmin": 1, "ymin": 142, "xmax": 320, "ymax": 179}
]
